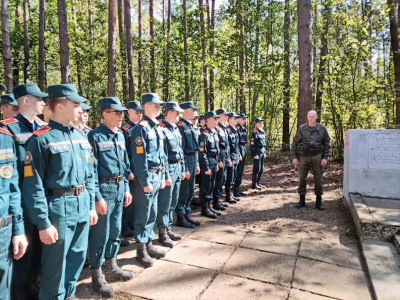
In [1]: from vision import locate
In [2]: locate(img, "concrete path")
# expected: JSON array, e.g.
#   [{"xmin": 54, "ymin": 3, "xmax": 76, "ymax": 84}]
[{"xmin": 76, "ymin": 217, "xmax": 372, "ymax": 300}]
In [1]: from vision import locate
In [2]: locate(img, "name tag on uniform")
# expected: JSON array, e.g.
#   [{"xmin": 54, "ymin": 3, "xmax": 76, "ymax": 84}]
[
  {"xmin": 184, "ymin": 129, "xmax": 191, "ymax": 134},
  {"xmin": 98, "ymin": 142, "xmax": 114, "ymax": 149}
]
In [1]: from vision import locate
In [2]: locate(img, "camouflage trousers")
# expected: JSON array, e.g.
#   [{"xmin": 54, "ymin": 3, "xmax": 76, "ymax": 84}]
[{"xmin": 298, "ymin": 153, "xmax": 324, "ymax": 196}]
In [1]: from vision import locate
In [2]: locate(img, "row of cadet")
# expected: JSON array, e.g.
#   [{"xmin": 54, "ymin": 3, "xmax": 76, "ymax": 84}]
[{"xmin": 0, "ymin": 82, "xmax": 268, "ymax": 300}]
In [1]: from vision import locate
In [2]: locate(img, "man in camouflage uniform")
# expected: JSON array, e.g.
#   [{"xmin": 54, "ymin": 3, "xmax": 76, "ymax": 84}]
[{"xmin": 291, "ymin": 110, "xmax": 331, "ymax": 211}]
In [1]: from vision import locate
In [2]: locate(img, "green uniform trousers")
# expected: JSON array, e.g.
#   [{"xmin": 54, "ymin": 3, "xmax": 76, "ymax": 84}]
[
  {"xmin": 298, "ymin": 153, "xmax": 324, "ymax": 195},
  {"xmin": 0, "ymin": 224, "xmax": 12, "ymax": 300}
]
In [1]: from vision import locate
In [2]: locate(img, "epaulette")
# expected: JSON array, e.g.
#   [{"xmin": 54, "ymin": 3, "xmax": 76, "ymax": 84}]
[
  {"xmin": 216, "ymin": 125, "xmax": 219, "ymax": 128},
  {"xmin": 227, "ymin": 127, "xmax": 231, "ymax": 131},
  {"xmin": 122, "ymin": 124, "xmax": 130, "ymax": 131},
  {"xmin": 33, "ymin": 126, "xmax": 51, "ymax": 136},
  {"xmin": 204, "ymin": 130, "xmax": 209, "ymax": 134},
  {"xmin": 139, "ymin": 120, "xmax": 148, "ymax": 127},
  {"xmin": 254, "ymin": 129, "xmax": 258, "ymax": 133},
  {"xmin": 159, "ymin": 124, "xmax": 165, "ymax": 127},
  {"xmin": 236, "ymin": 125, "xmax": 240, "ymax": 130},
  {"xmin": 0, "ymin": 118, "xmax": 18, "ymax": 126},
  {"xmin": 202, "ymin": 126, "xmax": 206, "ymax": 130},
  {"xmin": 178, "ymin": 121, "xmax": 184, "ymax": 127},
  {"xmin": 0, "ymin": 127, "xmax": 12, "ymax": 136}
]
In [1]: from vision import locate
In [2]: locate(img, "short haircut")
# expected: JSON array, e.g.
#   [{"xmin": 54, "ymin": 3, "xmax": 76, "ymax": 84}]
[
  {"xmin": 164, "ymin": 109, "xmax": 173, "ymax": 116},
  {"xmin": 100, "ymin": 108, "xmax": 109, "ymax": 119},
  {"xmin": 48, "ymin": 97, "xmax": 68, "ymax": 112}
]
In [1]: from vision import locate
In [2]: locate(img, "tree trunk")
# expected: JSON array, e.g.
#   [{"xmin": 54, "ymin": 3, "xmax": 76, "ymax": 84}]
[
  {"xmin": 138, "ymin": 0, "xmax": 142, "ymax": 94},
  {"xmin": 209, "ymin": 0, "xmax": 215, "ymax": 110},
  {"xmin": 13, "ymin": 1, "xmax": 21, "ymax": 86},
  {"xmin": 315, "ymin": 1, "xmax": 330, "ymax": 119},
  {"xmin": 149, "ymin": 0, "xmax": 156, "ymax": 92},
  {"xmin": 118, "ymin": 0, "xmax": 127, "ymax": 101},
  {"xmin": 282, "ymin": 0, "xmax": 291, "ymax": 150},
  {"xmin": 23, "ymin": 0, "xmax": 29, "ymax": 82},
  {"xmin": 108, "ymin": 0, "xmax": 117, "ymax": 96},
  {"xmin": 1, "ymin": 0, "xmax": 13, "ymax": 92},
  {"xmin": 183, "ymin": 0, "xmax": 189, "ymax": 101},
  {"xmin": 38, "ymin": 0, "xmax": 45, "ymax": 90},
  {"xmin": 238, "ymin": 0, "xmax": 245, "ymax": 112},
  {"xmin": 164, "ymin": 0, "xmax": 171, "ymax": 101},
  {"xmin": 72, "ymin": 3, "xmax": 82, "ymax": 93},
  {"xmin": 58, "ymin": 0, "xmax": 70, "ymax": 83},
  {"xmin": 124, "ymin": 0, "xmax": 135, "ymax": 100},
  {"xmin": 297, "ymin": 0, "xmax": 313, "ymax": 127},
  {"xmin": 199, "ymin": 0, "xmax": 209, "ymax": 110},
  {"xmin": 388, "ymin": 0, "xmax": 400, "ymax": 124}
]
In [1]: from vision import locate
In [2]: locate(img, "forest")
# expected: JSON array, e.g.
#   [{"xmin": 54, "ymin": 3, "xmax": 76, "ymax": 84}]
[{"xmin": 1, "ymin": 0, "xmax": 399, "ymax": 159}]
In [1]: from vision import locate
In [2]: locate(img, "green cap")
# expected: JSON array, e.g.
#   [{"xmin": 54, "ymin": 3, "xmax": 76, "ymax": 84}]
[
  {"xmin": 216, "ymin": 108, "xmax": 229, "ymax": 115},
  {"xmin": 238, "ymin": 113, "xmax": 248, "ymax": 118},
  {"xmin": 127, "ymin": 100, "xmax": 143, "ymax": 111},
  {"xmin": 180, "ymin": 101, "xmax": 198, "ymax": 110},
  {"xmin": 80, "ymin": 103, "xmax": 92, "ymax": 110},
  {"xmin": 227, "ymin": 112, "xmax": 240, "ymax": 118},
  {"xmin": 48, "ymin": 84, "xmax": 87, "ymax": 103},
  {"xmin": 203, "ymin": 111, "xmax": 220, "ymax": 119},
  {"xmin": 141, "ymin": 93, "xmax": 165, "ymax": 105},
  {"xmin": 13, "ymin": 83, "xmax": 48, "ymax": 99},
  {"xmin": 255, "ymin": 117, "xmax": 264, "ymax": 123},
  {"xmin": 163, "ymin": 101, "xmax": 184, "ymax": 112},
  {"xmin": 98, "ymin": 97, "xmax": 127, "ymax": 111},
  {"xmin": 0, "ymin": 94, "xmax": 18, "ymax": 106}
]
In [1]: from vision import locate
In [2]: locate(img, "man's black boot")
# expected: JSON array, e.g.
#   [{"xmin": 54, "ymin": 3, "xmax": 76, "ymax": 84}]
[
  {"xmin": 146, "ymin": 240, "xmax": 166, "ymax": 259},
  {"xmin": 103, "ymin": 257, "xmax": 134, "ymax": 281},
  {"xmin": 315, "ymin": 195, "xmax": 325, "ymax": 211},
  {"xmin": 91, "ymin": 267, "xmax": 114, "ymax": 298},
  {"xmin": 121, "ymin": 222, "xmax": 135, "ymax": 238},
  {"xmin": 167, "ymin": 226, "xmax": 182, "ymax": 241},
  {"xmin": 252, "ymin": 181, "xmax": 261, "ymax": 190},
  {"xmin": 184, "ymin": 212, "xmax": 201, "ymax": 226},
  {"xmin": 201, "ymin": 196, "xmax": 217, "ymax": 219},
  {"xmin": 208, "ymin": 201, "xmax": 221, "ymax": 216},
  {"xmin": 257, "ymin": 181, "xmax": 266, "ymax": 188},
  {"xmin": 176, "ymin": 214, "xmax": 195, "ymax": 228},
  {"xmin": 213, "ymin": 197, "xmax": 226, "ymax": 211},
  {"xmin": 136, "ymin": 243, "xmax": 154, "ymax": 267},
  {"xmin": 225, "ymin": 190, "xmax": 237, "ymax": 204},
  {"xmin": 233, "ymin": 187, "xmax": 241, "ymax": 198},
  {"xmin": 296, "ymin": 195, "xmax": 306, "ymax": 209},
  {"xmin": 159, "ymin": 228, "xmax": 174, "ymax": 248}
]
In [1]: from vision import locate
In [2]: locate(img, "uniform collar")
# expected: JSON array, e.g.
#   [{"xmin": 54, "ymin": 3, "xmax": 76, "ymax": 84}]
[
  {"xmin": 127, "ymin": 120, "xmax": 136, "ymax": 127},
  {"xmin": 100, "ymin": 123, "xmax": 119, "ymax": 136},
  {"xmin": 218, "ymin": 122, "xmax": 226, "ymax": 128},
  {"xmin": 180, "ymin": 117, "xmax": 193, "ymax": 126},
  {"xmin": 228, "ymin": 124, "xmax": 237, "ymax": 131},
  {"xmin": 143, "ymin": 115, "xmax": 158, "ymax": 127},
  {"xmin": 49, "ymin": 119, "xmax": 74, "ymax": 133},
  {"xmin": 162, "ymin": 120, "xmax": 176, "ymax": 129},
  {"xmin": 16, "ymin": 113, "xmax": 34, "ymax": 129},
  {"xmin": 236, "ymin": 123, "xmax": 244, "ymax": 129}
]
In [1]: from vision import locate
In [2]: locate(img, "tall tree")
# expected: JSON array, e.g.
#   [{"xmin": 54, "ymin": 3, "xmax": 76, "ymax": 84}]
[
  {"xmin": 149, "ymin": 0, "xmax": 155, "ymax": 91},
  {"xmin": 1, "ymin": 0, "xmax": 13, "ymax": 92},
  {"xmin": 164, "ymin": 0, "xmax": 172, "ymax": 101},
  {"xmin": 118, "ymin": 0, "xmax": 128, "ymax": 101},
  {"xmin": 199, "ymin": 0, "xmax": 209, "ymax": 110},
  {"xmin": 183, "ymin": 0, "xmax": 189, "ymax": 100},
  {"xmin": 282, "ymin": 0, "xmax": 291, "ymax": 150},
  {"xmin": 72, "ymin": 2, "xmax": 82, "ymax": 92},
  {"xmin": 388, "ymin": 0, "xmax": 400, "ymax": 124},
  {"xmin": 38, "ymin": 0, "xmax": 45, "ymax": 90},
  {"xmin": 13, "ymin": 1, "xmax": 21, "ymax": 86},
  {"xmin": 297, "ymin": 0, "xmax": 313, "ymax": 126},
  {"xmin": 124, "ymin": 0, "xmax": 135, "ymax": 99},
  {"xmin": 209, "ymin": 0, "xmax": 215, "ymax": 109},
  {"xmin": 138, "ymin": 0, "xmax": 142, "ymax": 94},
  {"xmin": 108, "ymin": 0, "xmax": 117, "ymax": 96},
  {"xmin": 238, "ymin": 0, "xmax": 245, "ymax": 112},
  {"xmin": 58, "ymin": 0, "xmax": 70, "ymax": 83},
  {"xmin": 23, "ymin": 0, "xmax": 29, "ymax": 82}
]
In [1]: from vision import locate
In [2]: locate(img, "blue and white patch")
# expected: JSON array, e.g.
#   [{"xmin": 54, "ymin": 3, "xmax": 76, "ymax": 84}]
[
  {"xmin": 97, "ymin": 142, "xmax": 114, "ymax": 149},
  {"xmin": 24, "ymin": 151, "xmax": 32, "ymax": 164},
  {"xmin": 50, "ymin": 145, "xmax": 69, "ymax": 152}
]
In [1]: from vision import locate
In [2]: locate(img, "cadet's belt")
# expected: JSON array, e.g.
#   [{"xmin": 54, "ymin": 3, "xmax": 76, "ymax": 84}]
[
  {"xmin": 185, "ymin": 151, "xmax": 198, "ymax": 156},
  {"xmin": 0, "ymin": 214, "xmax": 12, "ymax": 229},
  {"xmin": 168, "ymin": 159, "xmax": 181, "ymax": 164},
  {"xmin": 207, "ymin": 154, "xmax": 218, "ymax": 158},
  {"xmin": 48, "ymin": 185, "xmax": 85, "ymax": 196},
  {"xmin": 100, "ymin": 175, "xmax": 124, "ymax": 184},
  {"xmin": 148, "ymin": 167, "xmax": 162, "ymax": 174}
]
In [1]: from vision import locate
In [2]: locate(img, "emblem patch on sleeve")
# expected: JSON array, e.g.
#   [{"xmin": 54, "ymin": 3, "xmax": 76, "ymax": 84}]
[
  {"xmin": 135, "ymin": 136, "xmax": 143, "ymax": 145},
  {"xmin": 199, "ymin": 141, "xmax": 205, "ymax": 147},
  {"xmin": 24, "ymin": 151, "xmax": 32, "ymax": 164},
  {"xmin": 24, "ymin": 165, "xmax": 33, "ymax": 177},
  {"xmin": 0, "ymin": 165, "xmax": 13, "ymax": 178}
]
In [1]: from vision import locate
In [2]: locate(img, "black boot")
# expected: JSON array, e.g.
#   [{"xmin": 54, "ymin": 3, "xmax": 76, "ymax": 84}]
[
  {"xmin": 220, "ymin": 201, "xmax": 228, "ymax": 207},
  {"xmin": 296, "ymin": 195, "xmax": 306, "ymax": 209},
  {"xmin": 225, "ymin": 190, "xmax": 237, "ymax": 204},
  {"xmin": 136, "ymin": 243, "xmax": 153, "ymax": 267},
  {"xmin": 146, "ymin": 240, "xmax": 166, "ymax": 258},
  {"xmin": 213, "ymin": 197, "xmax": 226, "ymax": 211},
  {"xmin": 257, "ymin": 182, "xmax": 266, "ymax": 188},
  {"xmin": 121, "ymin": 222, "xmax": 135, "ymax": 238},
  {"xmin": 201, "ymin": 196, "xmax": 217, "ymax": 219},
  {"xmin": 176, "ymin": 214, "xmax": 195, "ymax": 228},
  {"xmin": 208, "ymin": 201, "xmax": 221, "ymax": 216},
  {"xmin": 103, "ymin": 257, "xmax": 134, "ymax": 281},
  {"xmin": 167, "ymin": 226, "xmax": 182, "ymax": 241},
  {"xmin": 233, "ymin": 187, "xmax": 242, "ymax": 198},
  {"xmin": 91, "ymin": 267, "xmax": 114, "ymax": 298},
  {"xmin": 159, "ymin": 228, "xmax": 174, "ymax": 248},
  {"xmin": 185, "ymin": 213, "xmax": 201, "ymax": 226},
  {"xmin": 238, "ymin": 189, "xmax": 248, "ymax": 196},
  {"xmin": 315, "ymin": 195, "xmax": 325, "ymax": 211},
  {"xmin": 252, "ymin": 181, "xmax": 262, "ymax": 190},
  {"xmin": 119, "ymin": 238, "xmax": 129, "ymax": 247}
]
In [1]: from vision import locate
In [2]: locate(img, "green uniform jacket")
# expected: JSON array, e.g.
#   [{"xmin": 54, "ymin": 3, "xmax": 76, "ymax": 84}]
[{"xmin": 198, "ymin": 127, "xmax": 220, "ymax": 171}]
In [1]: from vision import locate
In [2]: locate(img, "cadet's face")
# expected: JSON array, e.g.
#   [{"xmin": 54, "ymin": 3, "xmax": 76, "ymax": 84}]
[
  {"xmin": 81, "ymin": 109, "xmax": 89, "ymax": 123},
  {"xmin": 25, "ymin": 95, "xmax": 45, "ymax": 115},
  {"xmin": 206, "ymin": 117, "xmax": 218, "ymax": 128},
  {"xmin": 186, "ymin": 108, "xmax": 195, "ymax": 119},
  {"xmin": 199, "ymin": 119, "xmax": 206, "ymax": 126},
  {"xmin": 238, "ymin": 118, "xmax": 246, "ymax": 126},
  {"xmin": 63, "ymin": 99, "xmax": 83, "ymax": 122},
  {"xmin": 229, "ymin": 117, "xmax": 237, "ymax": 126},
  {"xmin": 129, "ymin": 109, "xmax": 142, "ymax": 123},
  {"xmin": 145, "ymin": 103, "xmax": 161, "ymax": 118},
  {"xmin": 1, "ymin": 104, "xmax": 19, "ymax": 119},
  {"xmin": 256, "ymin": 121, "xmax": 263, "ymax": 129},
  {"xmin": 219, "ymin": 114, "xmax": 228, "ymax": 123},
  {"xmin": 105, "ymin": 109, "xmax": 124, "ymax": 127}
]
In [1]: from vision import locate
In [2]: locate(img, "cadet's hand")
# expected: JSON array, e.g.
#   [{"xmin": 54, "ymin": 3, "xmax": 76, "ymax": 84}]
[
  {"xmin": 254, "ymin": 155, "xmax": 259, "ymax": 159},
  {"xmin": 227, "ymin": 160, "xmax": 233, "ymax": 167},
  {"xmin": 321, "ymin": 158, "xmax": 328, "ymax": 166},
  {"xmin": 160, "ymin": 180, "xmax": 166, "ymax": 189},
  {"xmin": 124, "ymin": 192, "xmax": 132, "ymax": 207},
  {"xmin": 216, "ymin": 166, "xmax": 219, "ymax": 171},
  {"xmin": 239, "ymin": 156, "xmax": 243, "ymax": 161},
  {"xmin": 128, "ymin": 173, "xmax": 134, "ymax": 180},
  {"xmin": 165, "ymin": 178, "xmax": 172, "ymax": 187},
  {"xmin": 96, "ymin": 199, "xmax": 108, "ymax": 215},
  {"xmin": 205, "ymin": 169, "xmax": 211, "ymax": 175},
  {"xmin": 181, "ymin": 172, "xmax": 185, "ymax": 180},
  {"xmin": 195, "ymin": 167, "xmax": 200, "ymax": 175},
  {"xmin": 185, "ymin": 171, "xmax": 190, "ymax": 180},
  {"xmin": 12, "ymin": 234, "xmax": 28, "ymax": 260},
  {"xmin": 292, "ymin": 158, "xmax": 299, "ymax": 165},
  {"xmin": 264, "ymin": 154, "xmax": 267, "ymax": 158},
  {"xmin": 39, "ymin": 226, "xmax": 58, "ymax": 245},
  {"xmin": 218, "ymin": 162, "xmax": 223, "ymax": 168},
  {"xmin": 89, "ymin": 210, "xmax": 98, "ymax": 226},
  {"xmin": 143, "ymin": 185, "xmax": 153, "ymax": 193}
]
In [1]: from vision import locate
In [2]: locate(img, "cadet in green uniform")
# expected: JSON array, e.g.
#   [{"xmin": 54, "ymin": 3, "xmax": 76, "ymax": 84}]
[
  {"xmin": 157, "ymin": 102, "xmax": 185, "ymax": 247},
  {"xmin": 120, "ymin": 100, "xmax": 143, "ymax": 238},
  {"xmin": 225, "ymin": 112, "xmax": 242, "ymax": 203},
  {"xmin": 88, "ymin": 97, "xmax": 133, "ymax": 297},
  {"xmin": 0, "ymin": 83, "xmax": 47, "ymax": 300},
  {"xmin": 213, "ymin": 108, "xmax": 230, "ymax": 211},
  {"xmin": 199, "ymin": 111, "xmax": 220, "ymax": 219},
  {"xmin": 0, "ymin": 127, "xmax": 28, "ymax": 300},
  {"xmin": 250, "ymin": 117, "xmax": 267, "ymax": 190},
  {"xmin": 234, "ymin": 113, "xmax": 248, "ymax": 197},
  {"xmin": 23, "ymin": 84, "xmax": 98, "ymax": 300},
  {"xmin": 291, "ymin": 110, "xmax": 331, "ymax": 211},
  {"xmin": 0, "ymin": 94, "xmax": 19, "ymax": 120},
  {"xmin": 175, "ymin": 101, "xmax": 200, "ymax": 228},
  {"xmin": 130, "ymin": 93, "xmax": 167, "ymax": 267}
]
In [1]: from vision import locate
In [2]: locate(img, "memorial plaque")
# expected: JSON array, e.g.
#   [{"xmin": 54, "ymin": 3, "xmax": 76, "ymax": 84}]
[{"xmin": 368, "ymin": 133, "xmax": 400, "ymax": 169}]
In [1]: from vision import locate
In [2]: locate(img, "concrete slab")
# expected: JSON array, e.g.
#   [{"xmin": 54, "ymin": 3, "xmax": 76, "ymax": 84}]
[
  {"xmin": 394, "ymin": 235, "xmax": 400, "ymax": 254},
  {"xmin": 163, "ymin": 239, "xmax": 235, "ymax": 270},
  {"xmin": 288, "ymin": 289, "xmax": 332, "ymax": 300},
  {"xmin": 200, "ymin": 273, "xmax": 289, "ymax": 300},
  {"xmin": 363, "ymin": 197, "xmax": 400, "ymax": 226},
  {"xmin": 293, "ymin": 258, "xmax": 371, "ymax": 300},
  {"xmin": 119, "ymin": 260, "xmax": 214, "ymax": 300},
  {"xmin": 223, "ymin": 248, "xmax": 296, "ymax": 286},
  {"xmin": 299, "ymin": 238, "xmax": 362, "ymax": 270},
  {"xmin": 362, "ymin": 238, "xmax": 400, "ymax": 300},
  {"xmin": 190, "ymin": 224, "xmax": 248, "ymax": 246},
  {"xmin": 241, "ymin": 231, "xmax": 301, "ymax": 256}
]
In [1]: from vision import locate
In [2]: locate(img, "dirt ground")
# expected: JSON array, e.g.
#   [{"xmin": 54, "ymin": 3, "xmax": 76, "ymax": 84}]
[{"xmin": 194, "ymin": 160, "xmax": 358, "ymax": 246}]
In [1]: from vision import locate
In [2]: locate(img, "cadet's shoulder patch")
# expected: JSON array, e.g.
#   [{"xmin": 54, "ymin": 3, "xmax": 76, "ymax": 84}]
[
  {"xmin": 254, "ymin": 129, "xmax": 258, "ymax": 133},
  {"xmin": 227, "ymin": 127, "xmax": 231, "ymax": 131},
  {"xmin": 0, "ymin": 118, "xmax": 18, "ymax": 126},
  {"xmin": 0, "ymin": 127, "xmax": 12, "ymax": 137},
  {"xmin": 33, "ymin": 126, "xmax": 51, "ymax": 136},
  {"xmin": 216, "ymin": 125, "xmax": 219, "ymax": 128},
  {"xmin": 236, "ymin": 125, "xmax": 240, "ymax": 129},
  {"xmin": 139, "ymin": 120, "xmax": 148, "ymax": 127},
  {"xmin": 202, "ymin": 126, "xmax": 206, "ymax": 130},
  {"xmin": 159, "ymin": 124, "xmax": 165, "ymax": 127},
  {"xmin": 122, "ymin": 124, "xmax": 130, "ymax": 131},
  {"xmin": 203, "ymin": 130, "xmax": 209, "ymax": 134},
  {"xmin": 178, "ymin": 121, "xmax": 184, "ymax": 127}
]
